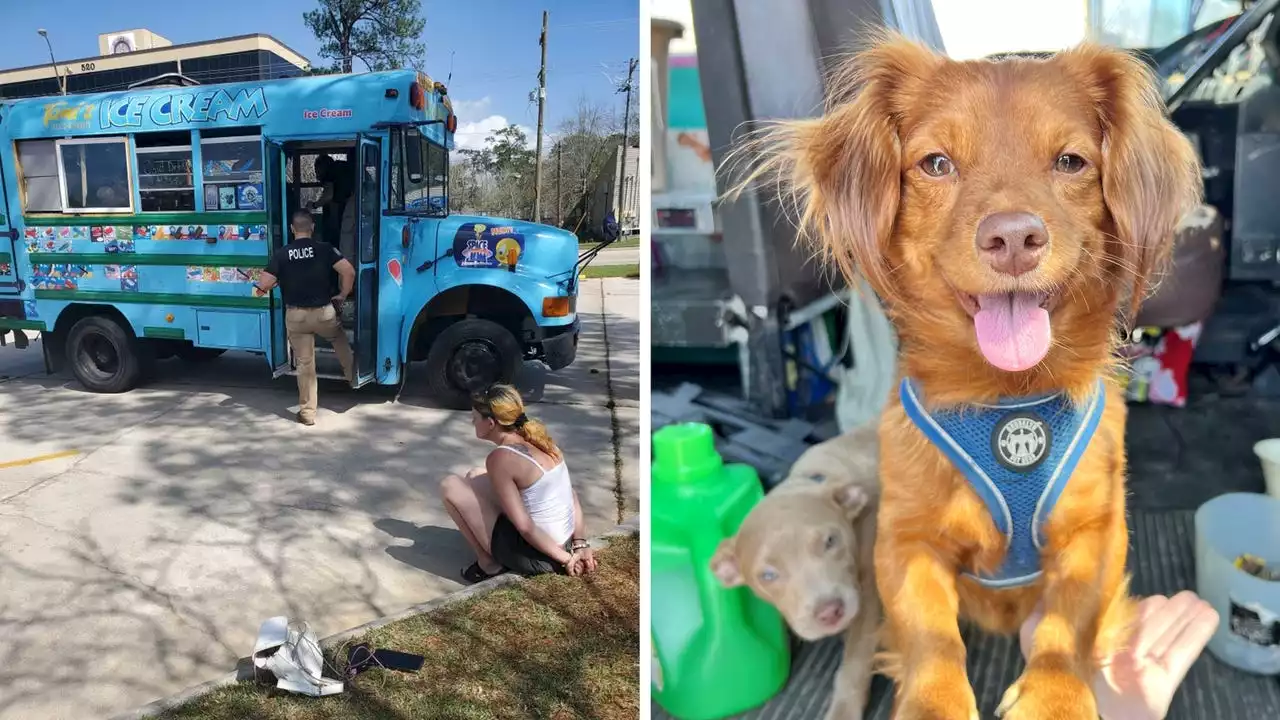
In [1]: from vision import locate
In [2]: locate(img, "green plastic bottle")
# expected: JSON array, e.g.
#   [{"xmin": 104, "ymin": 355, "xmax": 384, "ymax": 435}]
[{"xmin": 650, "ymin": 423, "xmax": 791, "ymax": 720}]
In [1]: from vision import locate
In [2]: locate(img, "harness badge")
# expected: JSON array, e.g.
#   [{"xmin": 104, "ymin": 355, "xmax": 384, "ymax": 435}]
[{"xmin": 992, "ymin": 412, "xmax": 1052, "ymax": 472}]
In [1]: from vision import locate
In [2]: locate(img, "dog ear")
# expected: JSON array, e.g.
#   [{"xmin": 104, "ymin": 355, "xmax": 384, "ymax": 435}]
[
  {"xmin": 710, "ymin": 539, "xmax": 745, "ymax": 588},
  {"xmin": 1065, "ymin": 44, "xmax": 1202, "ymax": 321},
  {"xmin": 830, "ymin": 481, "xmax": 870, "ymax": 521},
  {"xmin": 725, "ymin": 33, "xmax": 942, "ymax": 301}
]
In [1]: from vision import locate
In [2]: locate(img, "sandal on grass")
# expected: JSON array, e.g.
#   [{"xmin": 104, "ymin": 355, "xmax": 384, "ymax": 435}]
[{"xmin": 461, "ymin": 562, "xmax": 503, "ymax": 584}]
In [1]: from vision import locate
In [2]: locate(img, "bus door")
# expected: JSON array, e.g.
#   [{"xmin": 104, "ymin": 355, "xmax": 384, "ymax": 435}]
[
  {"xmin": 352, "ymin": 135, "xmax": 381, "ymax": 387},
  {"xmin": 264, "ymin": 137, "xmax": 291, "ymax": 377},
  {"xmin": 0, "ymin": 162, "xmax": 19, "ymax": 299}
]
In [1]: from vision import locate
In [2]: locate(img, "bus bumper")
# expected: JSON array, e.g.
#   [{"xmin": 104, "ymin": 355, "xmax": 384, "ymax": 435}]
[{"xmin": 535, "ymin": 318, "xmax": 579, "ymax": 371}]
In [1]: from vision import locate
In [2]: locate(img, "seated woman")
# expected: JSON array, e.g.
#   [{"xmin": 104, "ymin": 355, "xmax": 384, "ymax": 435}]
[{"xmin": 442, "ymin": 384, "xmax": 598, "ymax": 584}]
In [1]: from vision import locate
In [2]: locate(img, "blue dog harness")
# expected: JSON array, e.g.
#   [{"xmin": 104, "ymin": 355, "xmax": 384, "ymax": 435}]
[{"xmin": 899, "ymin": 377, "xmax": 1107, "ymax": 589}]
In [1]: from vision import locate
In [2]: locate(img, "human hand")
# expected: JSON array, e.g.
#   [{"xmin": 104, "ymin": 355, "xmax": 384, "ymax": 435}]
[
  {"xmin": 331, "ymin": 295, "xmax": 347, "ymax": 312},
  {"xmin": 565, "ymin": 547, "xmax": 597, "ymax": 577},
  {"xmin": 1019, "ymin": 591, "xmax": 1220, "ymax": 720}
]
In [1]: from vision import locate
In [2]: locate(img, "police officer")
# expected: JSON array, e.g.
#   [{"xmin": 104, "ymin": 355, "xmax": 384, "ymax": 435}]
[{"xmin": 254, "ymin": 209, "xmax": 355, "ymax": 426}]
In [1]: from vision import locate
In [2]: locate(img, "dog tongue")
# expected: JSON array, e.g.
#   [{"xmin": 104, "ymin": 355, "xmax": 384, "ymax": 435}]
[{"xmin": 973, "ymin": 292, "xmax": 1050, "ymax": 372}]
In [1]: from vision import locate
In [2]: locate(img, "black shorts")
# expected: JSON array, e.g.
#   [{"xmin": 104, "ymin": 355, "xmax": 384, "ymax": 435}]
[{"xmin": 490, "ymin": 514, "xmax": 567, "ymax": 577}]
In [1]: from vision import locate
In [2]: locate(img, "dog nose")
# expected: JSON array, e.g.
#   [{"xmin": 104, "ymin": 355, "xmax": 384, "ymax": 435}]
[
  {"xmin": 814, "ymin": 598, "xmax": 845, "ymax": 626},
  {"xmin": 975, "ymin": 211, "xmax": 1048, "ymax": 276}
]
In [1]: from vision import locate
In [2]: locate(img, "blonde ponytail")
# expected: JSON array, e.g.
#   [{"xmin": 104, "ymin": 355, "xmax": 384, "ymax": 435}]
[
  {"xmin": 515, "ymin": 418, "xmax": 560, "ymax": 461},
  {"xmin": 473, "ymin": 383, "xmax": 561, "ymax": 461}
]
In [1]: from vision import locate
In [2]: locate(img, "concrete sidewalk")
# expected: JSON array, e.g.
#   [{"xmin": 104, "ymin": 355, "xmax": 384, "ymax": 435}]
[{"xmin": 0, "ymin": 278, "xmax": 638, "ymax": 719}]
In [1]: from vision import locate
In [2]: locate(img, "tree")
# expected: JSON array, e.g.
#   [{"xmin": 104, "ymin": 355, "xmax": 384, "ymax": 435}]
[
  {"xmin": 538, "ymin": 96, "xmax": 632, "ymax": 235},
  {"xmin": 303, "ymin": 0, "xmax": 426, "ymax": 73},
  {"xmin": 456, "ymin": 125, "xmax": 538, "ymax": 220}
]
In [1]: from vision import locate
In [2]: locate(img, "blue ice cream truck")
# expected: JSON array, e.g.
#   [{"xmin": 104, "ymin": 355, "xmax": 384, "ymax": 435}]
[{"xmin": 0, "ymin": 70, "xmax": 583, "ymax": 407}]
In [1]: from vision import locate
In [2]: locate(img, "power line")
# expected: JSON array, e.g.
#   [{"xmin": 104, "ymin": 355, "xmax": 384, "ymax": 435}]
[{"xmin": 548, "ymin": 18, "xmax": 636, "ymax": 30}]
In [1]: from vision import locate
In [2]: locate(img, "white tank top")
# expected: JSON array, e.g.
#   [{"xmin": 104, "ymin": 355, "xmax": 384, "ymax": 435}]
[{"xmin": 496, "ymin": 445, "xmax": 576, "ymax": 545}]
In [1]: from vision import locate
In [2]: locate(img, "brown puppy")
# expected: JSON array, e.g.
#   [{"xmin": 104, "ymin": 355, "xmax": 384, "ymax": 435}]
[
  {"xmin": 711, "ymin": 427, "xmax": 880, "ymax": 719},
  {"xmin": 734, "ymin": 34, "xmax": 1200, "ymax": 720}
]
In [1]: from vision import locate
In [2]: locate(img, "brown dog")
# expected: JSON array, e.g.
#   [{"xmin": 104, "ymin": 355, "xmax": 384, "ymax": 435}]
[
  {"xmin": 710, "ymin": 427, "xmax": 880, "ymax": 719},
  {"xmin": 734, "ymin": 34, "xmax": 1200, "ymax": 720}
]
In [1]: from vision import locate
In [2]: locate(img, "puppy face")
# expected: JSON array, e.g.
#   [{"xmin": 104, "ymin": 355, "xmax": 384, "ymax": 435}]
[
  {"xmin": 711, "ymin": 482, "xmax": 868, "ymax": 641},
  {"xmin": 742, "ymin": 37, "xmax": 1201, "ymax": 376}
]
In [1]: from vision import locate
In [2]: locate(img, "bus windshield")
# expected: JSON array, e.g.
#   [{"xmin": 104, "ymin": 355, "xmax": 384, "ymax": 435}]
[
  {"xmin": 401, "ymin": 129, "xmax": 449, "ymax": 217},
  {"xmin": 1091, "ymin": 0, "xmax": 1243, "ymax": 50}
]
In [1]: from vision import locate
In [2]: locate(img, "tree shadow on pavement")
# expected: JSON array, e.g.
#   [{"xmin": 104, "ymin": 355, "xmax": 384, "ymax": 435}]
[{"xmin": 0, "ymin": 279, "xmax": 637, "ymax": 719}]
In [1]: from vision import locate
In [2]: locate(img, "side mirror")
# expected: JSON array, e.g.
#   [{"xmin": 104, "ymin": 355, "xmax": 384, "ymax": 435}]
[{"xmin": 405, "ymin": 129, "xmax": 424, "ymax": 184}]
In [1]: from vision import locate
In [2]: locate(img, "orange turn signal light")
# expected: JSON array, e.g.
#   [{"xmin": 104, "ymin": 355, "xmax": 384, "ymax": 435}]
[
  {"xmin": 542, "ymin": 297, "xmax": 574, "ymax": 318},
  {"xmin": 409, "ymin": 82, "xmax": 425, "ymax": 110},
  {"xmin": 446, "ymin": 112, "xmax": 457, "ymax": 133}
]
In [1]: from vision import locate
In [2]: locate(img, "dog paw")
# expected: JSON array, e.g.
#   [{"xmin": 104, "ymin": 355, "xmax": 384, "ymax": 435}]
[
  {"xmin": 894, "ymin": 680, "xmax": 979, "ymax": 720},
  {"xmin": 995, "ymin": 668, "xmax": 1095, "ymax": 720}
]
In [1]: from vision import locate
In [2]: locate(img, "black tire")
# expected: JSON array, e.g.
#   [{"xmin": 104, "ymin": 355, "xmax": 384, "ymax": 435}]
[
  {"xmin": 424, "ymin": 318, "xmax": 522, "ymax": 410},
  {"xmin": 176, "ymin": 345, "xmax": 226, "ymax": 362},
  {"xmin": 67, "ymin": 316, "xmax": 142, "ymax": 393}
]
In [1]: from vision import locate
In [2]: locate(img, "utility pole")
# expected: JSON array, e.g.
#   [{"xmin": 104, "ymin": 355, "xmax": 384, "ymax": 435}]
[
  {"xmin": 614, "ymin": 58, "xmax": 637, "ymax": 229},
  {"xmin": 556, "ymin": 143, "xmax": 562, "ymax": 226},
  {"xmin": 533, "ymin": 10, "xmax": 548, "ymax": 224}
]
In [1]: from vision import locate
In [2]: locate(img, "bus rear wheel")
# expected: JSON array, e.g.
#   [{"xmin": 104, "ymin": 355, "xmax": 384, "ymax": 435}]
[
  {"xmin": 425, "ymin": 319, "xmax": 522, "ymax": 410},
  {"xmin": 67, "ymin": 316, "xmax": 142, "ymax": 393}
]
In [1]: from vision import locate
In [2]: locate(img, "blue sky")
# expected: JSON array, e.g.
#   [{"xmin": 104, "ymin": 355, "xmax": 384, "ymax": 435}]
[{"xmin": 0, "ymin": 0, "xmax": 639, "ymax": 150}]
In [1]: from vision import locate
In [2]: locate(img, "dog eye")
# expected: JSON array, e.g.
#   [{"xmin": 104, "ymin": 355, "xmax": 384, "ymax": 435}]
[
  {"xmin": 1055, "ymin": 153, "xmax": 1087, "ymax": 174},
  {"xmin": 824, "ymin": 533, "xmax": 838, "ymax": 550},
  {"xmin": 920, "ymin": 153, "xmax": 955, "ymax": 177},
  {"xmin": 758, "ymin": 568, "xmax": 779, "ymax": 583}
]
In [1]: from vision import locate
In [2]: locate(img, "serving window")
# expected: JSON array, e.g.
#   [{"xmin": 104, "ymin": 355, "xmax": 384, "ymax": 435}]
[
  {"xmin": 15, "ymin": 137, "xmax": 135, "ymax": 214},
  {"xmin": 58, "ymin": 137, "xmax": 133, "ymax": 213},
  {"xmin": 136, "ymin": 131, "xmax": 194, "ymax": 212},
  {"xmin": 200, "ymin": 133, "xmax": 264, "ymax": 211}
]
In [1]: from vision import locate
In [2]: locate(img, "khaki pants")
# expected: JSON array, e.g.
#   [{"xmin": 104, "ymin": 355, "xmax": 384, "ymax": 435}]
[{"xmin": 286, "ymin": 305, "xmax": 354, "ymax": 420}]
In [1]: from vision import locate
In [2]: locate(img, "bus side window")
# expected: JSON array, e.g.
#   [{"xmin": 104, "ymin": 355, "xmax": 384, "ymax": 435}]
[
  {"xmin": 402, "ymin": 130, "xmax": 446, "ymax": 217},
  {"xmin": 17, "ymin": 140, "xmax": 62, "ymax": 212},
  {"xmin": 425, "ymin": 142, "xmax": 447, "ymax": 216},
  {"xmin": 389, "ymin": 129, "xmax": 404, "ymax": 212},
  {"xmin": 56, "ymin": 137, "xmax": 133, "ymax": 212},
  {"xmin": 405, "ymin": 128, "xmax": 424, "ymax": 184},
  {"xmin": 16, "ymin": 138, "xmax": 133, "ymax": 214}
]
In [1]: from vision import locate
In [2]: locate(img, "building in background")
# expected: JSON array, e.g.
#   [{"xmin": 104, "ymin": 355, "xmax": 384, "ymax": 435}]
[
  {"xmin": 0, "ymin": 29, "xmax": 309, "ymax": 99},
  {"xmin": 590, "ymin": 144, "xmax": 639, "ymax": 236}
]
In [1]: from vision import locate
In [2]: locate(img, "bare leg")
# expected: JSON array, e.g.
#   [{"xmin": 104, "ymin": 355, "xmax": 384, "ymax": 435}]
[{"xmin": 441, "ymin": 470, "xmax": 503, "ymax": 573}]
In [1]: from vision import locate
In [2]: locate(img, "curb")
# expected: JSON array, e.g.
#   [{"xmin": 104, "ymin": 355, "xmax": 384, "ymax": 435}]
[{"xmin": 113, "ymin": 516, "xmax": 640, "ymax": 720}]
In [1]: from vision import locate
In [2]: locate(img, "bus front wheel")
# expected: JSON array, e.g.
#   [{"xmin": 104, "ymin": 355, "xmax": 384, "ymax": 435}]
[
  {"xmin": 425, "ymin": 319, "xmax": 522, "ymax": 410},
  {"xmin": 67, "ymin": 316, "xmax": 142, "ymax": 393}
]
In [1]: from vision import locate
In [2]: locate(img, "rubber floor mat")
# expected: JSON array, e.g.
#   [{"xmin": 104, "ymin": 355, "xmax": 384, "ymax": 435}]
[{"xmin": 653, "ymin": 509, "xmax": 1280, "ymax": 719}]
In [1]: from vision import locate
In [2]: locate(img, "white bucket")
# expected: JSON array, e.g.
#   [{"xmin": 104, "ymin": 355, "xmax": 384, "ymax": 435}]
[
  {"xmin": 1255, "ymin": 439, "xmax": 1280, "ymax": 500},
  {"xmin": 1195, "ymin": 492, "xmax": 1280, "ymax": 674}
]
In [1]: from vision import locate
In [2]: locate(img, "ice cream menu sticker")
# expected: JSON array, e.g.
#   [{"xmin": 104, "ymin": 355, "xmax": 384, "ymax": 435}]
[
  {"xmin": 119, "ymin": 265, "xmax": 138, "ymax": 292},
  {"xmin": 30, "ymin": 264, "xmax": 94, "ymax": 291},
  {"xmin": 24, "ymin": 224, "xmax": 268, "ymax": 251},
  {"xmin": 187, "ymin": 266, "xmax": 262, "ymax": 285}
]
